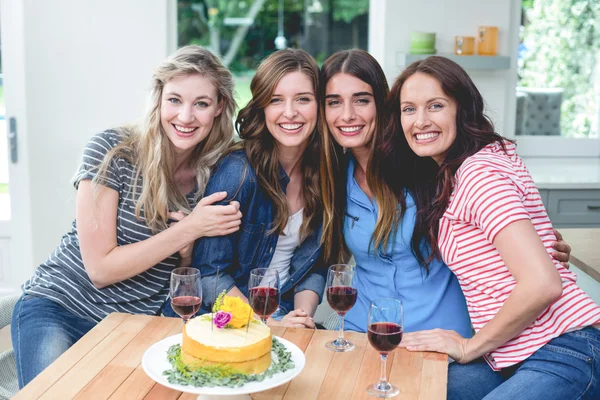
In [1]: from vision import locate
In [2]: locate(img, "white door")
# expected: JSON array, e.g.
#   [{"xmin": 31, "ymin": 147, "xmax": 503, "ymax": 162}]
[
  {"xmin": 0, "ymin": 0, "xmax": 177, "ymax": 294},
  {"xmin": 0, "ymin": 0, "xmax": 33, "ymax": 295}
]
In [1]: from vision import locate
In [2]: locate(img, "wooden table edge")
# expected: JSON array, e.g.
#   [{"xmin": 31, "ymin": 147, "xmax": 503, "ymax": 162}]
[
  {"xmin": 571, "ymin": 255, "xmax": 600, "ymax": 283},
  {"xmin": 13, "ymin": 315, "xmax": 449, "ymax": 400}
]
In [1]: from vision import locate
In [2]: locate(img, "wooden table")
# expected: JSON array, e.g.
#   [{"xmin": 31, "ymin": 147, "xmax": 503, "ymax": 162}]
[
  {"xmin": 561, "ymin": 228, "xmax": 600, "ymax": 283},
  {"xmin": 14, "ymin": 313, "xmax": 448, "ymax": 400}
]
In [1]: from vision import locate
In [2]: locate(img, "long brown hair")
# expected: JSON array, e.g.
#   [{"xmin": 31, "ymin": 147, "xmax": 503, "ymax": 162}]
[
  {"xmin": 388, "ymin": 56, "xmax": 510, "ymax": 261},
  {"xmin": 319, "ymin": 49, "xmax": 406, "ymax": 264},
  {"xmin": 235, "ymin": 48, "xmax": 322, "ymax": 238},
  {"xmin": 94, "ymin": 45, "xmax": 235, "ymax": 233}
]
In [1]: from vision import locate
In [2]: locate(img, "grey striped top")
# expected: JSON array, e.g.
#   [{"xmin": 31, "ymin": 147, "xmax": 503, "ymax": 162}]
[{"xmin": 22, "ymin": 131, "xmax": 194, "ymax": 323}]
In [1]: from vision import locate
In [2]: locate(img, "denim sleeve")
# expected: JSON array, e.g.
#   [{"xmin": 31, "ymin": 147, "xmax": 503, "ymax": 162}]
[
  {"xmin": 192, "ymin": 154, "xmax": 253, "ymax": 308},
  {"xmin": 294, "ymin": 261, "xmax": 327, "ymax": 303}
]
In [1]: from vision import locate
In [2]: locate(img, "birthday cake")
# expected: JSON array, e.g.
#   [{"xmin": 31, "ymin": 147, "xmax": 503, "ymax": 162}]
[{"xmin": 181, "ymin": 293, "xmax": 272, "ymax": 375}]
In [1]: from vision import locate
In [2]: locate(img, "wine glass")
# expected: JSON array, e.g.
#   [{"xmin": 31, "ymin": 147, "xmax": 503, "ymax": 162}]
[
  {"xmin": 170, "ymin": 267, "xmax": 202, "ymax": 323},
  {"xmin": 366, "ymin": 298, "xmax": 403, "ymax": 398},
  {"xmin": 325, "ymin": 264, "xmax": 357, "ymax": 352},
  {"xmin": 248, "ymin": 268, "xmax": 280, "ymax": 323}
]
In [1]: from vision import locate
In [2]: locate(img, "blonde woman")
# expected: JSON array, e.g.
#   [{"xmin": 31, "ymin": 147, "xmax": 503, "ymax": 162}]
[
  {"xmin": 193, "ymin": 49, "xmax": 325, "ymax": 329},
  {"xmin": 12, "ymin": 45, "xmax": 242, "ymax": 387}
]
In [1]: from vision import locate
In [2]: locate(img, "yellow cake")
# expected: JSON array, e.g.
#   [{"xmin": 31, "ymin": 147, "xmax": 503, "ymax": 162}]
[{"xmin": 181, "ymin": 316, "xmax": 272, "ymax": 375}]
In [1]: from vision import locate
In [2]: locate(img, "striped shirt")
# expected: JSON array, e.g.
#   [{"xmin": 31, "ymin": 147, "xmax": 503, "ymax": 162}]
[
  {"xmin": 23, "ymin": 131, "xmax": 194, "ymax": 323},
  {"xmin": 439, "ymin": 141, "xmax": 600, "ymax": 370}
]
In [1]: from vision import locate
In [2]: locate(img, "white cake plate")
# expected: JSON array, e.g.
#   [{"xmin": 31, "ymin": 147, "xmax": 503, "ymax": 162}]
[{"xmin": 142, "ymin": 333, "xmax": 306, "ymax": 400}]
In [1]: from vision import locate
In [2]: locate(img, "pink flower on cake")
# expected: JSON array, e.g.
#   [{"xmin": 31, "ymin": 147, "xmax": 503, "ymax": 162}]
[{"xmin": 213, "ymin": 310, "xmax": 232, "ymax": 329}]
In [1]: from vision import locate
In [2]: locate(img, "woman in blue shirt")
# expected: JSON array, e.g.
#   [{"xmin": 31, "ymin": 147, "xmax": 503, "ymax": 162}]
[
  {"xmin": 192, "ymin": 49, "xmax": 325, "ymax": 329},
  {"xmin": 319, "ymin": 49, "xmax": 571, "ymax": 335}
]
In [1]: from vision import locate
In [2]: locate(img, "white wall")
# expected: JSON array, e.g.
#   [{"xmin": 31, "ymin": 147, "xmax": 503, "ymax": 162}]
[
  {"xmin": 1, "ymin": 0, "xmax": 177, "ymax": 290},
  {"xmin": 369, "ymin": 0, "xmax": 520, "ymax": 137}
]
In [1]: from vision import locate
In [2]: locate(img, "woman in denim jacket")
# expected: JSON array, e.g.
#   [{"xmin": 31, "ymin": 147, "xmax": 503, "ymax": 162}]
[{"xmin": 192, "ymin": 49, "xmax": 325, "ymax": 329}]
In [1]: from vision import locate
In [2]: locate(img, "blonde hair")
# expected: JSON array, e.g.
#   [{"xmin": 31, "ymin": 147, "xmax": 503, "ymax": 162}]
[
  {"xmin": 94, "ymin": 45, "xmax": 236, "ymax": 233},
  {"xmin": 235, "ymin": 48, "xmax": 322, "ymax": 239}
]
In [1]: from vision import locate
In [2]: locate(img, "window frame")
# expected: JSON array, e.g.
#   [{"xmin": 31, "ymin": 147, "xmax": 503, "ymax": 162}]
[
  {"xmin": 512, "ymin": 0, "xmax": 600, "ymax": 158},
  {"xmin": 370, "ymin": 0, "xmax": 600, "ymax": 158}
]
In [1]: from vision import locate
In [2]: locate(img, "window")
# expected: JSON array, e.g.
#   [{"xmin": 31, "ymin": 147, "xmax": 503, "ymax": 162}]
[
  {"xmin": 516, "ymin": 0, "xmax": 600, "ymax": 156},
  {"xmin": 0, "ymin": 57, "xmax": 9, "ymax": 220},
  {"xmin": 177, "ymin": 0, "xmax": 369, "ymax": 109}
]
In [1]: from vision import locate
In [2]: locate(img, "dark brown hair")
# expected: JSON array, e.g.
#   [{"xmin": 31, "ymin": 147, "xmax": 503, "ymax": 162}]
[
  {"xmin": 235, "ymin": 48, "xmax": 322, "ymax": 238},
  {"xmin": 387, "ymin": 56, "xmax": 510, "ymax": 261},
  {"xmin": 320, "ymin": 49, "xmax": 410, "ymax": 264}
]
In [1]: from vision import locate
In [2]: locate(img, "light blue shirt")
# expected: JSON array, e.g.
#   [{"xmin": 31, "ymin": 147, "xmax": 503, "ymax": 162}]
[{"xmin": 343, "ymin": 157, "xmax": 472, "ymax": 337}]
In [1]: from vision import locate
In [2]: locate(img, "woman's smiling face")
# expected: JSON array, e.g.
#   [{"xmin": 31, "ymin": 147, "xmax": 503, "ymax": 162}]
[
  {"xmin": 264, "ymin": 70, "xmax": 317, "ymax": 151},
  {"xmin": 160, "ymin": 73, "xmax": 223, "ymax": 159},
  {"xmin": 399, "ymin": 72, "xmax": 457, "ymax": 165},
  {"xmin": 324, "ymin": 73, "xmax": 377, "ymax": 152}
]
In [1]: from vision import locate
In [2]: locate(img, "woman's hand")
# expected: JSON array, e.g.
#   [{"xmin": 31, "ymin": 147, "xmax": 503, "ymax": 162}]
[
  {"xmin": 187, "ymin": 191, "xmax": 243, "ymax": 238},
  {"xmin": 268, "ymin": 309, "xmax": 316, "ymax": 329},
  {"xmin": 399, "ymin": 329, "xmax": 472, "ymax": 364},
  {"xmin": 551, "ymin": 228, "xmax": 571, "ymax": 269},
  {"xmin": 169, "ymin": 192, "xmax": 242, "ymax": 266}
]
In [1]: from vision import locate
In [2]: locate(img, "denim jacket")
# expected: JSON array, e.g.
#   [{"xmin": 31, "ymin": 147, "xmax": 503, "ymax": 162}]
[{"xmin": 192, "ymin": 150, "xmax": 326, "ymax": 315}]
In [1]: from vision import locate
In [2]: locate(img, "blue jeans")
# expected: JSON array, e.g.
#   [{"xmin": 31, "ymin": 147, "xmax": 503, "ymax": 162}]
[
  {"xmin": 448, "ymin": 326, "xmax": 600, "ymax": 400},
  {"xmin": 11, "ymin": 295, "xmax": 96, "ymax": 388}
]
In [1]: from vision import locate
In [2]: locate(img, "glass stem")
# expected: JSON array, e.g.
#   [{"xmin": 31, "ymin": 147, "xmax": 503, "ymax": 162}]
[
  {"xmin": 338, "ymin": 314, "xmax": 345, "ymax": 343},
  {"xmin": 379, "ymin": 353, "xmax": 388, "ymax": 385}
]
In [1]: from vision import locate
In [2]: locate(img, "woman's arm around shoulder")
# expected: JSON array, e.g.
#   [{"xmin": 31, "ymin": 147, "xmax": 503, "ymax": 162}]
[{"xmin": 78, "ymin": 134, "xmax": 241, "ymax": 289}]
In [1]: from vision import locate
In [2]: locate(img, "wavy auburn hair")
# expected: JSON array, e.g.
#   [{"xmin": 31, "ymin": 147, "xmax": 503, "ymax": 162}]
[
  {"xmin": 319, "ymin": 49, "xmax": 409, "ymax": 264},
  {"xmin": 93, "ymin": 45, "xmax": 236, "ymax": 233},
  {"xmin": 234, "ymin": 48, "xmax": 322, "ymax": 238},
  {"xmin": 388, "ymin": 56, "xmax": 510, "ymax": 262}
]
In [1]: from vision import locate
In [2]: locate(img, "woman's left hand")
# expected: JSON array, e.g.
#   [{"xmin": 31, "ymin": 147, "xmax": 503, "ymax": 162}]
[
  {"xmin": 268, "ymin": 309, "xmax": 315, "ymax": 329},
  {"xmin": 399, "ymin": 329, "xmax": 472, "ymax": 364},
  {"xmin": 551, "ymin": 228, "xmax": 571, "ymax": 269}
]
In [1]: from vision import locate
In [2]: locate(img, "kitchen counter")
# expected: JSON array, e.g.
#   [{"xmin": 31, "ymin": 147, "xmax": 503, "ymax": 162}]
[
  {"xmin": 560, "ymin": 228, "xmax": 600, "ymax": 283},
  {"xmin": 523, "ymin": 157, "xmax": 600, "ymax": 189}
]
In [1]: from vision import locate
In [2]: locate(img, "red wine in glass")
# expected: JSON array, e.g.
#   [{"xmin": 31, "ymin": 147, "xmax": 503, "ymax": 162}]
[
  {"xmin": 368, "ymin": 322, "xmax": 403, "ymax": 354},
  {"xmin": 171, "ymin": 295, "xmax": 202, "ymax": 320},
  {"xmin": 325, "ymin": 264, "xmax": 356, "ymax": 352},
  {"xmin": 249, "ymin": 287, "xmax": 279, "ymax": 320},
  {"xmin": 327, "ymin": 286, "xmax": 357, "ymax": 315},
  {"xmin": 366, "ymin": 298, "xmax": 403, "ymax": 398},
  {"xmin": 170, "ymin": 267, "xmax": 202, "ymax": 323},
  {"xmin": 248, "ymin": 268, "xmax": 280, "ymax": 323}
]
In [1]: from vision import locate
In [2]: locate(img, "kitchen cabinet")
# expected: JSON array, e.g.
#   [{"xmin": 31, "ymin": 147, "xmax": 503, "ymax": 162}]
[{"xmin": 540, "ymin": 189, "xmax": 600, "ymax": 228}]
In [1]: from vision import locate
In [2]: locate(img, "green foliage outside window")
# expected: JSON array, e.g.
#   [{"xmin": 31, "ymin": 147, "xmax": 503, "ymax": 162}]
[
  {"xmin": 177, "ymin": 0, "xmax": 368, "ymax": 107},
  {"xmin": 177, "ymin": 0, "xmax": 369, "ymax": 72},
  {"xmin": 519, "ymin": 0, "xmax": 600, "ymax": 137},
  {"xmin": 332, "ymin": 0, "xmax": 369, "ymax": 23}
]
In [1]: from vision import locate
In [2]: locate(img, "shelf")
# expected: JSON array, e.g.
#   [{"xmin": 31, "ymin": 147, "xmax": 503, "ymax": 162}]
[{"xmin": 396, "ymin": 52, "xmax": 511, "ymax": 70}]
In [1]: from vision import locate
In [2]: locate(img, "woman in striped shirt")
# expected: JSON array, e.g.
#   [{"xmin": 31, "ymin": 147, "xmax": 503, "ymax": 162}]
[
  {"xmin": 12, "ymin": 46, "xmax": 243, "ymax": 388},
  {"xmin": 391, "ymin": 56, "xmax": 600, "ymax": 399}
]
